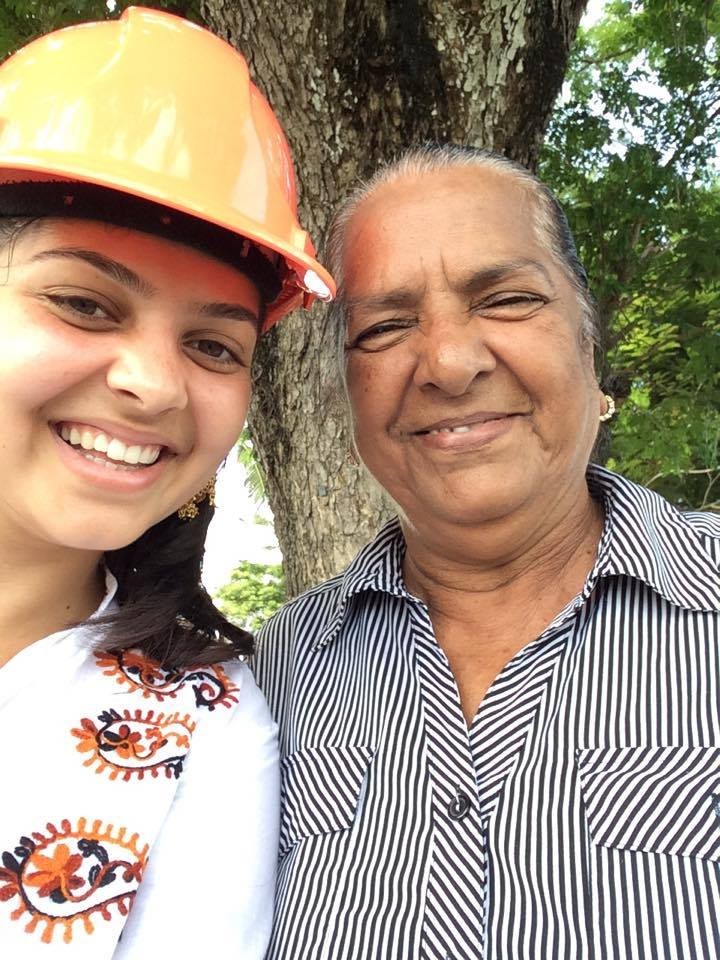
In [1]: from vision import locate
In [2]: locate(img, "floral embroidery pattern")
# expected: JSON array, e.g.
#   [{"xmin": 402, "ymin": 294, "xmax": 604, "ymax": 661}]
[
  {"xmin": 0, "ymin": 819, "xmax": 147, "ymax": 944},
  {"xmin": 95, "ymin": 649, "xmax": 238, "ymax": 710},
  {"xmin": 72, "ymin": 709, "xmax": 195, "ymax": 780}
]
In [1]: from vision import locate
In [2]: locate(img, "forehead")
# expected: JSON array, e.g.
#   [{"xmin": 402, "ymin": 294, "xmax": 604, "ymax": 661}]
[
  {"xmin": 6, "ymin": 218, "xmax": 262, "ymax": 307},
  {"xmin": 342, "ymin": 166, "xmax": 550, "ymax": 296}
]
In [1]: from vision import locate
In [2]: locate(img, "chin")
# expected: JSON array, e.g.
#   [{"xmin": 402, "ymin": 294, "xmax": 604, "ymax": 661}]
[
  {"xmin": 46, "ymin": 517, "xmax": 158, "ymax": 554},
  {"xmin": 401, "ymin": 473, "xmax": 533, "ymax": 528}
]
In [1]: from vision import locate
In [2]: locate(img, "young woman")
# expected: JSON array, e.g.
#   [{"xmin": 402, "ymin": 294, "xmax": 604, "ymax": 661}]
[{"xmin": 0, "ymin": 8, "xmax": 334, "ymax": 958}]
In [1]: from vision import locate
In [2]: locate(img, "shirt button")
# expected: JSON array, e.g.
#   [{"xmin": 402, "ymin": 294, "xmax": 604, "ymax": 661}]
[{"xmin": 447, "ymin": 791, "xmax": 471, "ymax": 820}]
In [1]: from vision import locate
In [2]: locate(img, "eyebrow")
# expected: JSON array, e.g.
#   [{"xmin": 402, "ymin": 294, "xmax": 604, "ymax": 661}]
[
  {"xmin": 455, "ymin": 258, "xmax": 555, "ymax": 295},
  {"xmin": 29, "ymin": 248, "xmax": 156, "ymax": 297},
  {"xmin": 347, "ymin": 258, "xmax": 556, "ymax": 313},
  {"xmin": 346, "ymin": 288, "xmax": 423, "ymax": 313},
  {"xmin": 197, "ymin": 301, "xmax": 260, "ymax": 328},
  {"xmin": 28, "ymin": 248, "xmax": 260, "ymax": 326}
]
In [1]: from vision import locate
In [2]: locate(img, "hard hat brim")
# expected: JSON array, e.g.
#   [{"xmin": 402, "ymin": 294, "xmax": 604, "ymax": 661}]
[{"xmin": 0, "ymin": 163, "xmax": 335, "ymax": 330}]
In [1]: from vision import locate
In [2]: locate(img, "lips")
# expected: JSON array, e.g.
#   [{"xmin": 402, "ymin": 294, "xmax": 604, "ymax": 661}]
[
  {"xmin": 53, "ymin": 419, "xmax": 178, "ymax": 472},
  {"xmin": 405, "ymin": 410, "xmax": 526, "ymax": 454},
  {"xmin": 412, "ymin": 412, "xmax": 517, "ymax": 436}
]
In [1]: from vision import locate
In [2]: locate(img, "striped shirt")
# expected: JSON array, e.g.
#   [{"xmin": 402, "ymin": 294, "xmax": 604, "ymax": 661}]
[{"xmin": 254, "ymin": 466, "xmax": 720, "ymax": 959}]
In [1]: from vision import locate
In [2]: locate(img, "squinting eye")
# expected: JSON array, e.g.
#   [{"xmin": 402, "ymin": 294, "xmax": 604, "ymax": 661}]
[
  {"xmin": 474, "ymin": 292, "xmax": 548, "ymax": 319},
  {"xmin": 481, "ymin": 293, "xmax": 546, "ymax": 309},
  {"xmin": 347, "ymin": 319, "xmax": 416, "ymax": 351},
  {"xmin": 489, "ymin": 295, "xmax": 543, "ymax": 306}
]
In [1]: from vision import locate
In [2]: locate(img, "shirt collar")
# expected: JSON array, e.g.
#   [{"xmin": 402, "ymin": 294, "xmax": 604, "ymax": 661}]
[
  {"xmin": 587, "ymin": 465, "xmax": 720, "ymax": 612},
  {"xmin": 314, "ymin": 465, "xmax": 720, "ymax": 650},
  {"xmin": 96, "ymin": 566, "xmax": 119, "ymax": 614},
  {"xmin": 313, "ymin": 519, "xmax": 407, "ymax": 649}
]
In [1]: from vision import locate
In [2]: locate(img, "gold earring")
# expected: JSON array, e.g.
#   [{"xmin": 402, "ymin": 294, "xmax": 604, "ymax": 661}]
[
  {"xmin": 599, "ymin": 394, "xmax": 616, "ymax": 423},
  {"xmin": 177, "ymin": 477, "xmax": 216, "ymax": 521}
]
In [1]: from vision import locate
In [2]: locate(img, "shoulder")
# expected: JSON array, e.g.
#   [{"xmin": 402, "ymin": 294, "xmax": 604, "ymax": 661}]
[
  {"xmin": 677, "ymin": 509, "xmax": 720, "ymax": 567},
  {"xmin": 681, "ymin": 509, "xmax": 720, "ymax": 539},
  {"xmin": 257, "ymin": 573, "xmax": 345, "ymax": 654},
  {"xmin": 175, "ymin": 660, "xmax": 278, "ymax": 817},
  {"xmin": 252, "ymin": 574, "xmax": 344, "ymax": 711},
  {"xmin": 592, "ymin": 465, "xmax": 720, "ymax": 561},
  {"xmin": 255, "ymin": 517, "xmax": 405, "ymax": 666},
  {"xmin": 192, "ymin": 659, "xmax": 277, "ymax": 754}
]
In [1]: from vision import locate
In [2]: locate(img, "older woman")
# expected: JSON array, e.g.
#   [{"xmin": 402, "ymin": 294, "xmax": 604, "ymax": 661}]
[{"xmin": 255, "ymin": 145, "xmax": 720, "ymax": 960}]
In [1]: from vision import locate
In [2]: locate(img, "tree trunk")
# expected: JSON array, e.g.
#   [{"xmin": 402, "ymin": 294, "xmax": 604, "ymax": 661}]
[{"xmin": 201, "ymin": 0, "xmax": 586, "ymax": 596}]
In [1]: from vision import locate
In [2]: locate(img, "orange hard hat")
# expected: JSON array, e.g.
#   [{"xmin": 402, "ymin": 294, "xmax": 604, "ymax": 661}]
[{"xmin": 0, "ymin": 6, "xmax": 335, "ymax": 329}]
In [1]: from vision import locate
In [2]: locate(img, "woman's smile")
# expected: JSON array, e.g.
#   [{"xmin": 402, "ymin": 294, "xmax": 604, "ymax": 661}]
[
  {"xmin": 50, "ymin": 421, "xmax": 174, "ymax": 491},
  {"xmin": 407, "ymin": 410, "xmax": 528, "ymax": 454},
  {"xmin": 56, "ymin": 421, "xmax": 166, "ymax": 467}
]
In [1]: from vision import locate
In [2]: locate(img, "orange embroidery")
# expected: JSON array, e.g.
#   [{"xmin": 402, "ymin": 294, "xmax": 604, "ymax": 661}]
[
  {"xmin": 95, "ymin": 650, "xmax": 238, "ymax": 709},
  {"xmin": 0, "ymin": 818, "xmax": 147, "ymax": 944},
  {"xmin": 72, "ymin": 708, "xmax": 195, "ymax": 780}
]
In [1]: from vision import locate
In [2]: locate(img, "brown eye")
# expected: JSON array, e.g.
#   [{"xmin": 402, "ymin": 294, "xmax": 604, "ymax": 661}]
[
  {"xmin": 184, "ymin": 335, "xmax": 246, "ymax": 371},
  {"xmin": 195, "ymin": 339, "xmax": 228, "ymax": 359},
  {"xmin": 46, "ymin": 294, "xmax": 112, "ymax": 320}
]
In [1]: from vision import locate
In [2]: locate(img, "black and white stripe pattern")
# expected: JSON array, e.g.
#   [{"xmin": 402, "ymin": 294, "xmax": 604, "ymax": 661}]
[
  {"xmin": 411, "ymin": 610, "xmax": 486, "ymax": 959},
  {"xmin": 255, "ymin": 466, "xmax": 720, "ymax": 959}
]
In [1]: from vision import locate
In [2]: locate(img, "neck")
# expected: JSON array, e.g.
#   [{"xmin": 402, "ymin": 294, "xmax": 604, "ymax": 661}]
[
  {"xmin": 0, "ymin": 531, "xmax": 104, "ymax": 668},
  {"xmin": 402, "ymin": 477, "xmax": 604, "ymax": 625}
]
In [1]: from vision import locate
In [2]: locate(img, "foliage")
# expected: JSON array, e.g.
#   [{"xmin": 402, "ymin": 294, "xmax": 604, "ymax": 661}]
[
  {"xmin": 0, "ymin": 0, "xmax": 202, "ymax": 60},
  {"xmin": 215, "ymin": 560, "xmax": 285, "ymax": 633},
  {"xmin": 237, "ymin": 428, "xmax": 267, "ymax": 503},
  {"xmin": 540, "ymin": 0, "xmax": 720, "ymax": 508}
]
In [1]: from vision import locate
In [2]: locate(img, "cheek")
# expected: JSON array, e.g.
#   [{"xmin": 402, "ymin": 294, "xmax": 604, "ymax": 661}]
[
  {"xmin": 517, "ymin": 324, "xmax": 594, "ymax": 401},
  {"xmin": 191, "ymin": 378, "xmax": 252, "ymax": 462},
  {"xmin": 346, "ymin": 356, "xmax": 402, "ymax": 432},
  {"xmin": 0, "ymin": 329, "xmax": 104, "ymax": 410}
]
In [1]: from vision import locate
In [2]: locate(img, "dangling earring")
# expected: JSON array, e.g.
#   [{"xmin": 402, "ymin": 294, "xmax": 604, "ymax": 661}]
[
  {"xmin": 599, "ymin": 394, "xmax": 616, "ymax": 423},
  {"xmin": 177, "ymin": 477, "xmax": 216, "ymax": 520}
]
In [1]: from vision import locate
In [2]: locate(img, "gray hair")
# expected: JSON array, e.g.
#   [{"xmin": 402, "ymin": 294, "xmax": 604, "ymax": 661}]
[{"xmin": 324, "ymin": 144, "xmax": 600, "ymax": 371}]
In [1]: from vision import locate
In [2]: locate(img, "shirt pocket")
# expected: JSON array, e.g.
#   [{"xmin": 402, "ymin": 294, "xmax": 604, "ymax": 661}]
[
  {"xmin": 577, "ymin": 746, "xmax": 720, "ymax": 861},
  {"xmin": 279, "ymin": 744, "xmax": 375, "ymax": 857}
]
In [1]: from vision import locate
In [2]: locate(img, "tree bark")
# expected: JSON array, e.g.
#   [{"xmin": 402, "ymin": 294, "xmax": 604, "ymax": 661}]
[{"xmin": 201, "ymin": 0, "xmax": 587, "ymax": 596}]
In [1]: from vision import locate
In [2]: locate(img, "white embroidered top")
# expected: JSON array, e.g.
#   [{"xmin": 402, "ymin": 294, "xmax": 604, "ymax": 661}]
[{"xmin": 0, "ymin": 575, "xmax": 279, "ymax": 958}]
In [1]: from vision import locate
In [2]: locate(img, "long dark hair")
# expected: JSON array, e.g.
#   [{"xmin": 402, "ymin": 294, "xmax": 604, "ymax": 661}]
[
  {"xmin": 0, "ymin": 201, "xmax": 270, "ymax": 668},
  {"xmin": 99, "ymin": 496, "xmax": 254, "ymax": 666}
]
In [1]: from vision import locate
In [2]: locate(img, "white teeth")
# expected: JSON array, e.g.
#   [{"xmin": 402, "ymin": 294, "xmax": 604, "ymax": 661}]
[
  {"xmin": 428, "ymin": 425, "xmax": 472, "ymax": 435},
  {"xmin": 58, "ymin": 424, "xmax": 163, "ymax": 467},
  {"xmin": 106, "ymin": 438, "xmax": 127, "ymax": 462},
  {"xmin": 139, "ymin": 445, "xmax": 161, "ymax": 465},
  {"xmin": 80, "ymin": 452, "xmax": 126, "ymax": 470}
]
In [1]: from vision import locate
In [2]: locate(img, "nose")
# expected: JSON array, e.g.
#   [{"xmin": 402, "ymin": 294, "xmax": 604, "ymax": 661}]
[
  {"xmin": 413, "ymin": 314, "xmax": 496, "ymax": 396},
  {"xmin": 106, "ymin": 327, "xmax": 189, "ymax": 415}
]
